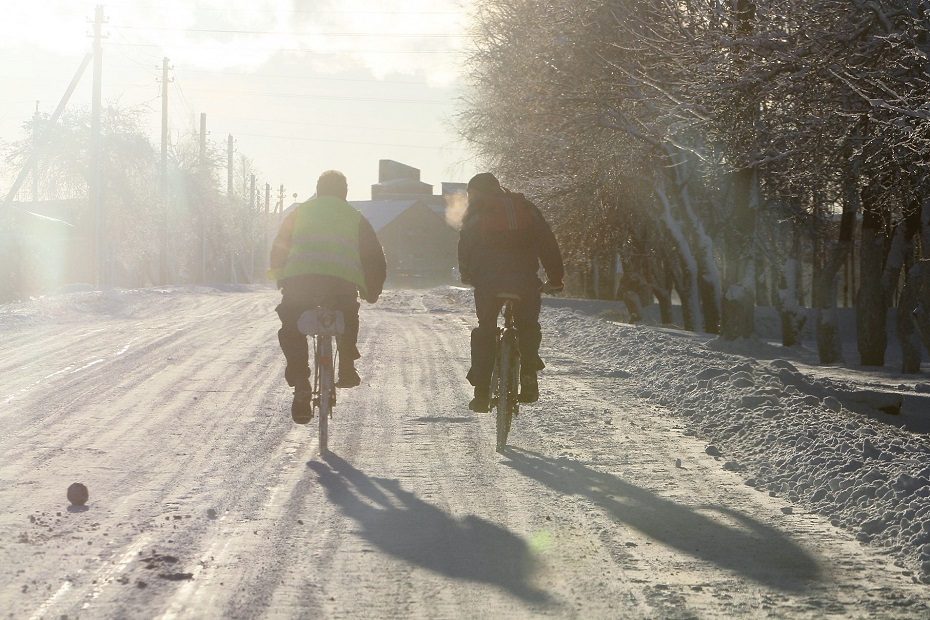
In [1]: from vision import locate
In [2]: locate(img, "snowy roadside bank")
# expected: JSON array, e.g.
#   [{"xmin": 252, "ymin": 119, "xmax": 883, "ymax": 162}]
[{"xmin": 532, "ymin": 304, "xmax": 930, "ymax": 584}]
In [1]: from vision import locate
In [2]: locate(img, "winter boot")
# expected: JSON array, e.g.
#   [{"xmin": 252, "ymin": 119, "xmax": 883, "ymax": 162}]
[
  {"xmin": 336, "ymin": 361, "xmax": 361, "ymax": 388},
  {"xmin": 518, "ymin": 371, "xmax": 539, "ymax": 403},
  {"xmin": 469, "ymin": 385, "xmax": 491, "ymax": 412},
  {"xmin": 291, "ymin": 381, "xmax": 314, "ymax": 424}
]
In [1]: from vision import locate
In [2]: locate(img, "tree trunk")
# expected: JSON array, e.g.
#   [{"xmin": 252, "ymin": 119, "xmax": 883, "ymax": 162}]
[
  {"xmin": 720, "ymin": 167, "xmax": 757, "ymax": 340},
  {"xmin": 656, "ymin": 178, "xmax": 702, "ymax": 331},
  {"xmin": 662, "ymin": 144, "xmax": 721, "ymax": 333},
  {"xmin": 755, "ymin": 254, "xmax": 769, "ymax": 306},
  {"xmin": 914, "ymin": 197, "xmax": 930, "ymax": 354},
  {"xmin": 592, "ymin": 257, "xmax": 601, "ymax": 299},
  {"xmin": 612, "ymin": 253, "xmax": 622, "ymax": 300},
  {"xmin": 778, "ymin": 265, "xmax": 805, "ymax": 347},
  {"xmin": 893, "ymin": 210, "xmax": 922, "ymax": 373},
  {"xmin": 912, "ymin": 260, "xmax": 930, "ymax": 356},
  {"xmin": 775, "ymin": 218, "xmax": 806, "ymax": 346},
  {"xmin": 899, "ymin": 262, "xmax": 922, "ymax": 373},
  {"xmin": 814, "ymin": 175, "xmax": 859, "ymax": 364},
  {"xmin": 857, "ymin": 193, "xmax": 887, "ymax": 366},
  {"xmin": 655, "ymin": 262, "xmax": 673, "ymax": 325}
]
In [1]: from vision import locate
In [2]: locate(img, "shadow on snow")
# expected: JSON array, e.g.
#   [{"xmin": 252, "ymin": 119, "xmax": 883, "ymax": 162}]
[
  {"xmin": 501, "ymin": 448, "xmax": 823, "ymax": 593},
  {"xmin": 307, "ymin": 453, "xmax": 551, "ymax": 605}
]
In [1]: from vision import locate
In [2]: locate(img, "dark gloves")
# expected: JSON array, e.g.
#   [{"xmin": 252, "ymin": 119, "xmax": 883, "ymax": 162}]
[
  {"xmin": 543, "ymin": 280, "xmax": 564, "ymax": 294},
  {"xmin": 364, "ymin": 293, "xmax": 380, "ymax": 304}
]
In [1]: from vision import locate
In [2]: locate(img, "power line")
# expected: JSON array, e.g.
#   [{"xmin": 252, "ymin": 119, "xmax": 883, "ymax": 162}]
[
  {"xmin": 216, "ymin": 116, "xmax": 448, "ymax": 136},
  {"xmin": 108, "ymin": 42, "xmax": 465, "ymax": 54},
  {"xmin": 101, "ymin": 3, "xmax": 463, "ymax": 16},
  {"xmin": 176, "ymin": 86, "xmax": 452, "ymax": 105},
  {"xmin": 109, "ymin": 25, "xmax": 473, "ymax": 38},
  {"xmin": 174, "ymin": 67, "xmax": 437, "ymax": 86},
  {"xmin": 233, "ymin": 131, "xmax": 470, "ymax": 151},
  {"xmin": 172, "ymin": 78, "xmax": 195, "ymax": 114}
]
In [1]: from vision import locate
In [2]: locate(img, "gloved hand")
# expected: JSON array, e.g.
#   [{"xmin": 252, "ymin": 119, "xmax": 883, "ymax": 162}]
[
  {"xmin": 365, "ymin": 293, "xmax": 380, "ymax": 304},
  {"xmin": 543, "ymin": 280, "xmax": 564, "ymax": 294}
]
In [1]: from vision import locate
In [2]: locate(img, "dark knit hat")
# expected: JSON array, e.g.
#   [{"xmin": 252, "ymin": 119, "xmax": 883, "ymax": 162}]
[{"xmin": 467, "ymin": 172, "xmax": 502, "ymax": 193}]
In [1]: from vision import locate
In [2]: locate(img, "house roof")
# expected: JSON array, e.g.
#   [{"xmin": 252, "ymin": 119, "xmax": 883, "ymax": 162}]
[
  {"xmin": 350, "ymin": 199, "xmax": 422, "ymax": 232},
  {"xmin": 282, "ymin": 196, "xmax": 452, "ymax": 232}
]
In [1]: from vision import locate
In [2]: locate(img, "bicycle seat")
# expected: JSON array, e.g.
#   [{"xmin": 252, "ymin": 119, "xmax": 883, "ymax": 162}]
[
  {"xmin": 297, "ymin": 308, "xmax": 345, "ymax": 336},
  {"xmin": 496, "ymin": 293, "xmax": 522, "ymax": 301}
]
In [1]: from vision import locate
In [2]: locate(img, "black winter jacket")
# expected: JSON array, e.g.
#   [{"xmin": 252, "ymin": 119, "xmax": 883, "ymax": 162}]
[{"xmin": 457, "ymin": 191, "xmax": 563, "ymax": 293}]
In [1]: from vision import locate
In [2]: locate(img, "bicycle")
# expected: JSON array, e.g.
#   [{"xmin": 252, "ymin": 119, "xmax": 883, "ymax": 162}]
[
  {"xmin": 488, "ymin": 283, "xmax": 562, "ymax": 453},
  {"xmin": 490, "ymin": 293, "xmax": 522, "ymax": 453},
  {"xmin": 297, "ymin": 307, "xmax": 345, "ymax": 454}
]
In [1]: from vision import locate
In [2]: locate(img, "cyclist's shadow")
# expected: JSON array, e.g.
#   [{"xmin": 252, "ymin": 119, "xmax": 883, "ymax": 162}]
[
  {"xmin": 308, "ymin": 453, "xmax": 551, "ymax": 605},
  {"xmin": 502, "ymin": 448, "xmax": 822, "ymax": 592}
]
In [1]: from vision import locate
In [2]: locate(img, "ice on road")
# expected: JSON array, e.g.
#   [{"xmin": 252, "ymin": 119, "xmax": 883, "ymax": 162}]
[{"xmin": 0, "ymin": 287, "xmax": 927, "ymax": 618}]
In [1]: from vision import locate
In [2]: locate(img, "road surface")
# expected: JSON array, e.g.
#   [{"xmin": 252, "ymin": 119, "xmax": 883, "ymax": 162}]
[{"xmin": 0, "ymin": 288, "xmax": 927, "ymax": 618}]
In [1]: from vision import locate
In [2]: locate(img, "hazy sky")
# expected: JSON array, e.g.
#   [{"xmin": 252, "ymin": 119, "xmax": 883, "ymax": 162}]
[{"xmin": 0, "ymin": 0, "xmax": 479, "ymax": 201}]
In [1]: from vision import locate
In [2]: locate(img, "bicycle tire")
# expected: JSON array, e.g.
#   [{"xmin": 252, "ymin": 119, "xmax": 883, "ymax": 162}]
[
  {"xmin": 318, "ymin": 336, "xmax": 333, "ymax": 454},
  {"xmin": 496, "ymin": 337, "xmax": 510, "ymax": 452}
]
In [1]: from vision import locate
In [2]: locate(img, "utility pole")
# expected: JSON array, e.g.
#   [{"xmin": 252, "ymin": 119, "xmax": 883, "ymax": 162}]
[
  {"xmin": 226, "ymin": 134, "xmax": 234, "ymax": 283},
  {"xmin": 264, "ymin": 182, "xmax": 270, "ymax": 276},
  {"xmin": 3, "ymin": 56, "xmax": 90, "ymax": 209},
  {"xmin": 32, "ymin": 102, "xmax": 39, "ymax": 202},
  {"xmin": 199, "ymin": 113, "xmax": 207, "ymax": 164},
  {"xmin": 158, "ymin": 57, "xmax": 172, "ymax": 286},
  {"xmin": 226, "ymin": 134, "xmax": 234, "ymax": 197},
  {"xmin": 90, "ymin": 5, "xmax": 105, "ymax": 288},
  {"xmin": 249, "ymin": 174, "xmax": 256, "ymax": 212},
  {"xmin": 199, "ymin": 113, "xmax": 207, "ymax": 283},
  {"xmin": 249, "ymin": 174, "xmax": 256, "ymax": 281},
  {"xmin": 278, "ymin": 184, "xmax": 284, "ymax": 216}
]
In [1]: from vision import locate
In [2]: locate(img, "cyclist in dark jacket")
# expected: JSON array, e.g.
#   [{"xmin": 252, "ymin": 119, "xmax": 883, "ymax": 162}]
[{"xmin": 458, "ymin": 172, "xmax": 564, "ymax": 412}]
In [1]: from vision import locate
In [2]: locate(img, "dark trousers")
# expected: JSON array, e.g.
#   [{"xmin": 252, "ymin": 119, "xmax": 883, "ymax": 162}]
[
  {"xmin": 276, "ymin": 288, "xmax": 360, "ymax": 387},
  {"xmin": 467, "ymin": 287, "xmax": 543, "ymax": 388}
]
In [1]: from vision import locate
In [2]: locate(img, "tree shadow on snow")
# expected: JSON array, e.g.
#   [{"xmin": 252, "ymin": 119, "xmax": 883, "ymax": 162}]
[
  {"xmin": 502, "ymin": 448, "xmax": 823, "ymax": 592},
  {"xmin": 307, "ymin": 453, "xmax": 551, "ymax": 605}
]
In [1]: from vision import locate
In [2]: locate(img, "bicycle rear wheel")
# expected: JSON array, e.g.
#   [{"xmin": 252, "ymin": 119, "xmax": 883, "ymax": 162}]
[
  {"xmin": 496, "ymin": 333, "xmax": 516, "ymax": 452},
  {"xmin": 317, "ymin": 336, "xmax": 333, "ymax": 454}
]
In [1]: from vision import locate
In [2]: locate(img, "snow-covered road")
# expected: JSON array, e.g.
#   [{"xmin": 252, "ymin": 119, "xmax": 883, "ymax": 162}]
[{"xmin": 1, "ymin": 287, "xmax": 928, "ymax": 618}]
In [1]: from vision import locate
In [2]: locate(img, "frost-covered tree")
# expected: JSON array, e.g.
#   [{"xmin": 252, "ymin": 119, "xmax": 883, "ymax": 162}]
[
  {"xmin": 1, "ymin": 104, "xmax": 267, "ymax": 298},
  {"xmin": 460, "ymin": 0, "xmax": 930, "ymax": 367}
]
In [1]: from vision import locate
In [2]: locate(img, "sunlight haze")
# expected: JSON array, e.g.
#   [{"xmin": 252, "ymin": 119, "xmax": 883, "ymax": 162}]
[{"xmin": 1, "ymin": 0, "xmax": 476, "ymax": 200}]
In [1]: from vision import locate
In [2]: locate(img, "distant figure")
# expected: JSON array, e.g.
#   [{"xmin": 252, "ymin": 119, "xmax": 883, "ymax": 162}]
[
  {"xmin": 458, "ymin": 172, "xmax": 564, "ymax": 412},
  {"xmin": 269, "ymin": 170, "xmax": 386, "ymax": 423}
]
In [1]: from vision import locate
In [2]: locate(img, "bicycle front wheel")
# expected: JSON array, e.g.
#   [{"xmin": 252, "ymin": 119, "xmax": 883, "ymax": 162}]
[{"xmin": 496, "ymin": 335, "xmax": 515, "ymax": 453}]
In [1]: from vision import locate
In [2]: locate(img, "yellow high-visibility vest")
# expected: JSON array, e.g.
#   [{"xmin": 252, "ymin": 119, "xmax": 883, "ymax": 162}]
[{"xmin": 279, "ymin": 196, "xmax": 367, "ymax": 295}]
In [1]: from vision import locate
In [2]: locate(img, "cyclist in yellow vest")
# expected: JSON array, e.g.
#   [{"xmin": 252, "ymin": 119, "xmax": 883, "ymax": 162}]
[{"xmin": 269, "ymin": 170, "xmax": 386, "ymax": 423}]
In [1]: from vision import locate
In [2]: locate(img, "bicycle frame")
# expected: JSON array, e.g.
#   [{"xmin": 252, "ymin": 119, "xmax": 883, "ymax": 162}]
[{"xmin": 297, "ymin": 307, "xmax": 344, "ymax": 455}]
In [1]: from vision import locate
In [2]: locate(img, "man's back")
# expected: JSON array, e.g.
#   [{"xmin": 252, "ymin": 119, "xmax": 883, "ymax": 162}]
[
  {"xmin": 270, "ymin": 195, "xmax": 385, "ymax": 301},
  {"xmin": 458, "ymin": 191, "xmax": 563, "ymax": 292}
]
